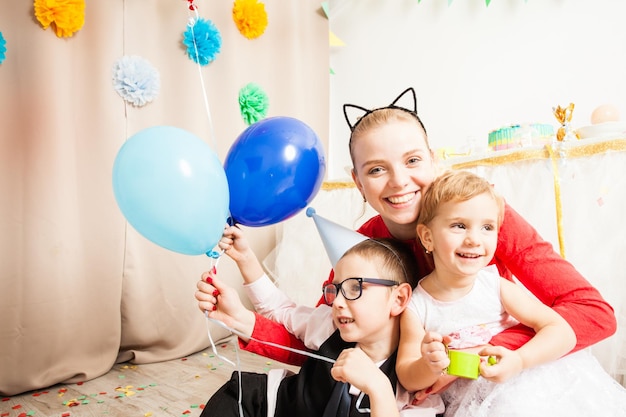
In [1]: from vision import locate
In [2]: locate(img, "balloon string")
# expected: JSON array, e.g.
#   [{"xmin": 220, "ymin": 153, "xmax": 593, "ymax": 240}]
[
  {"xmin": 205, "ymin": 315, "xmax": 336, "ymax": 364},
  {"xmin": 187, "ymin": 13, "xmax": 218, "ymax": 152}
]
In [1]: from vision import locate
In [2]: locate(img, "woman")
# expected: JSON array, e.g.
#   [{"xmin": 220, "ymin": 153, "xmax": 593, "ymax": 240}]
[{"xmin": 218, "ymin": 87, "xmax": 616, "ymax": 369}]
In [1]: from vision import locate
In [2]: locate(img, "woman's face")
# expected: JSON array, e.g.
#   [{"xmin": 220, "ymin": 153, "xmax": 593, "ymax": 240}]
[{"xmin": 351, "ymin": 118, "xmax": 436, "ymax": 240}]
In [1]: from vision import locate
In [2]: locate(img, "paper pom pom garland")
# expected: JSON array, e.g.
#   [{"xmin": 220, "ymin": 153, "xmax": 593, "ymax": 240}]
[
  {"xmin": 183, "ymin": 18, "xmax": 222, "ymax": 66},
  {"xmin": 0, "ymin": 32, "xmax": 6, "ymax": 64},
  {"xmin": 112, "ymin": 56, "xmax": 161, "ymax": 107},
  {"xmin": 238, "ymin": 83, "xmax": 269, "ymax": 125},
  {"xmin": 34, "ymin": 0, "xmax": 86, "ymax": 38},
  {"xmin": 232, "ymin": 0, "xmax": 268, "ymax": 40}
]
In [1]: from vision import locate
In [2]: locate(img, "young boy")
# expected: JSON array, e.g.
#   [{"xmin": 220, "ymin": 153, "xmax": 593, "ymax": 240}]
[{"xmin": 196, "ymin": 238, "xmax": 444, "ymax": 417}]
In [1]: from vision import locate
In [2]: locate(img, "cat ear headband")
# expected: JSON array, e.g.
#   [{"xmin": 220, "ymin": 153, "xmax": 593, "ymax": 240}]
[{"xmin": 343, "ymin": 87, "xmax": 426, "ymax": 134}]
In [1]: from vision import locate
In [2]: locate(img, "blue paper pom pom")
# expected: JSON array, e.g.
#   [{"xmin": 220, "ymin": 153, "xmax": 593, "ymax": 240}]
[
  {"xmin": 183, "ymin": 18, "xmax": 222, "ymax": 66},
  {"xmin": 0, "ymin": 32, "xmax": 7, "ymax": 64},
  {"xmin": 112, "ymin": 55, "xmax": 160, "ymax": 107}
]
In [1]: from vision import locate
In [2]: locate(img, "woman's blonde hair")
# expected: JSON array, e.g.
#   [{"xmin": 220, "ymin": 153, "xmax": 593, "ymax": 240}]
[{"xmin": 348, "ymin": 107, "xmax": 430, "ymax": 166}]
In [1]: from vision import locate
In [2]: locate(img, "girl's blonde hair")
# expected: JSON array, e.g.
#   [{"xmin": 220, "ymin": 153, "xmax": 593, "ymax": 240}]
[{"xmin": 417, "ymin": 170, "xmax": 505, "ymax": 227}]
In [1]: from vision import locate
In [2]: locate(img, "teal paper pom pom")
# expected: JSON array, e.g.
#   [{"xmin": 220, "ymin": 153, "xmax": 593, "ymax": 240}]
[
  {"xmin": 183, "ymin": 18, "xmax": 222, "ymax": 66},
  {"xmin": 238, "ymin": 83, "xmax": 269, "ymax": 125},
  {"xmin": 0, "ymin": 32, "xmax": 6, "ymax": 64}
]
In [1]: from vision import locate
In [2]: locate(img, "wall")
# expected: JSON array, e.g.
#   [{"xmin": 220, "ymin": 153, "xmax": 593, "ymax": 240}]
[{"xmin": 328, "ymin": 0, "xmax": 626, "ymax": 179}]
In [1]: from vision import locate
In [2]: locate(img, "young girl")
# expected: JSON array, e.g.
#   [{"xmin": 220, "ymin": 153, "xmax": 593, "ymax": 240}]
[
  {"xmin": 196, "ymin": 238, "xmax": 444, "ymax": 417},
  {"xmin": 396, "ymin": 169, "xmax": 626, "ymax": 417},
  {"xmin": 216, "ymin": 87, "xmax": 615, "ymax": 391}
]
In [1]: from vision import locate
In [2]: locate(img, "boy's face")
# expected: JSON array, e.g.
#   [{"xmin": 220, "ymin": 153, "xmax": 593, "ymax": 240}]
[{"xmin": 331, "ymin": 254, "xmax": 398, "ymax": 345}]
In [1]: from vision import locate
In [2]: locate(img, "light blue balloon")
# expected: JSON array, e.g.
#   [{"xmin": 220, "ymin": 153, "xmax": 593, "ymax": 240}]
[{"xmin": 112, "ymin": 126, "xmax": 230, "ymax": 256}]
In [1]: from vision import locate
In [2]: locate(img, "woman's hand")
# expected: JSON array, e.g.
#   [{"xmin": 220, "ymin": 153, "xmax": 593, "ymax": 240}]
[{"xmin": 195, "ymin": 270, "xmax": 256, "ymax": 339}]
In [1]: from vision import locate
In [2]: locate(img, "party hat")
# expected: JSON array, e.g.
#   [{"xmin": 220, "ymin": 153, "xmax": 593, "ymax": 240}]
[{"xmin": 306, "ymin": 207, "xmax": 368, "ymax": 267}]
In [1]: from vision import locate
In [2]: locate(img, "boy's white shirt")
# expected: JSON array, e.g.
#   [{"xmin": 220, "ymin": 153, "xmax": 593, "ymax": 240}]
[
  {"xmin": 243, "ymin": 274, "xmax": 444, "ymax": 417},
  {"xmin": 243, "ymin": 274, "xmax": 335, "ymax": 350}
]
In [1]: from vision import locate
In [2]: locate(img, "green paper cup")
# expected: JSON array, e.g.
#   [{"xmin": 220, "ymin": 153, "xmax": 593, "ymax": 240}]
[{"xmin": 447, "ymin": 350, "xmax": 480, "ymax": 379}]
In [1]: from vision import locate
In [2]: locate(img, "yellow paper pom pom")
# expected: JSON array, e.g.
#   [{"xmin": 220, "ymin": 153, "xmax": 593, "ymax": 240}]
[
  {"xmin": 34, "ymin": 0, "xmax": 86, "ymax": 38},
  {"xmin": 232, "ymin": 0, "xmax": 268, "ymax": 40}
]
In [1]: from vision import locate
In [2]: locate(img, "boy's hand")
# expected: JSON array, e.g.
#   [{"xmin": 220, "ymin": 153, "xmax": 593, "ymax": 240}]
[
  {"xmin": 218, "ymin": 225, "xmax": 251, "ymax": 262},
  {"xmin": 331, "ymin": 348, "xmax": 389, "ymax": 396},
  {"xmin": 216, "ymin": 224, "xmax": 264, "ymax": 284}
]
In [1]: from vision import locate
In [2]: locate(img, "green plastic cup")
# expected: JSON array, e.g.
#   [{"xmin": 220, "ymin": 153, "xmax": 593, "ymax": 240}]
[{"xmin": 446, "ymin": 350, "xmax": 481, "ymax": 379}]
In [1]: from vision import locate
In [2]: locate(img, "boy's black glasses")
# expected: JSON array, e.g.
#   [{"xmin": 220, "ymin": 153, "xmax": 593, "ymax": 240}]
[{"xmin": 322, "ymin": 278, "xmax": 398, "ymax": 306}]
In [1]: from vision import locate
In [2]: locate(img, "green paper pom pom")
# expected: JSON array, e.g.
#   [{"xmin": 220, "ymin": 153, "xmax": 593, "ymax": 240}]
[{"xmin": 238, "ymin": 83, "xmax": 269, "ymax": 125}]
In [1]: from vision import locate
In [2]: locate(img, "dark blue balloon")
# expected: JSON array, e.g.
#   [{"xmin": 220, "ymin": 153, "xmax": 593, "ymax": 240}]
[{"xmin": 224, "ymin": 116, "xmax": 326, "ymax": 226}]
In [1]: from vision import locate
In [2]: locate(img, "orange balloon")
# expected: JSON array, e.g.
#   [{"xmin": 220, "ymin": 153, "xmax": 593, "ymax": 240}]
[{"xmin": 591, "ymin": 104, "xmax": 620, "ymax": 124}]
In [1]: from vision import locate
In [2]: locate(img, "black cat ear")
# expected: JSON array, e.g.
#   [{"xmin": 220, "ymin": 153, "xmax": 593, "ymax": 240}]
[
  {"xmin": 389, "ymin": 87, "xmax": 417, "ymax": 113},
  {"xmin": 343, "ymin": 103, "xmax": 371, "ymax": 131}
]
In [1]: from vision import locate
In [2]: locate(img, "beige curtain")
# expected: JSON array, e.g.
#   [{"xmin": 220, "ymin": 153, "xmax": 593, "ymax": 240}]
[{"xmin": 0, "ymin": 0, "xmax": 328, "ymax": 396}]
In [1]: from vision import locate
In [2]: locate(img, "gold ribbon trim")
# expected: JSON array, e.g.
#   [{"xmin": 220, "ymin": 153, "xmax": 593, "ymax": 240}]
[
  {"xmin": 545, "ymin": 144, "xmax": 566, "ymax": 258},
  {"xmin": 450, "ymin": 138, "xmax": 626, "ymax": 170},
  {"xmin": 321, "ymin": 181, "xmax": 356, "ymax": 190}
]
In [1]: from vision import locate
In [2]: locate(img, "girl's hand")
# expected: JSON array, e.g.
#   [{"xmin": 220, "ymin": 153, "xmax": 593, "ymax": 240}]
[
  {"xmin": 477, "ymin": 345, "xmax": 523, "ymax": 382},
  {"xmin": 421, "ymin": 331, "xmax": 450, "ymax": 375}
]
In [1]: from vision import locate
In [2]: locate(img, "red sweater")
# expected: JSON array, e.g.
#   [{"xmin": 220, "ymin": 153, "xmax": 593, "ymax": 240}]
[{"xmin": 241, "ymin": 203, "xmax": 616, "ymax": 366}]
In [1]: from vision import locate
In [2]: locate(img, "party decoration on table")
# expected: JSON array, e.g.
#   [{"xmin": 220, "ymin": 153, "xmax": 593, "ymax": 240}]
[
  {"xmin": 0, "ymin": 31, "xmax": 6, "ymax": 64},
  {"xmin": 306, "ymin": 207, "xmax": 368, "ymax": 268},
  {"xmin": 34, "ymin": 0, "xmax": 85, "ymax": 38},
  {"xmin": 183, "ymin": 17, "xmax": 222, "ymax": 66},
  {"xmin": 590, "ymin": 104, "xmax": 621, "ymax": 125},
  {"xmin": 552, "ymin": 103, "xmax": 580, "ymax": 142},
  {"xmin": 112, "ymin": 126, "xmax": 230, "ymax": 256},
  {"xmin": 232, "ymin": 0, "xmax": 268, "ymax": 40},
  {"xmin": 111, "ymin": 56, "xmax": 160, "ymax": 107},
  {"xmin": 224, "ymin": 116, "xmax": 326, "ymax": 227},
  {"xmin": 238, "ymin": 83, "xmax": 269, "ymax": 125}
]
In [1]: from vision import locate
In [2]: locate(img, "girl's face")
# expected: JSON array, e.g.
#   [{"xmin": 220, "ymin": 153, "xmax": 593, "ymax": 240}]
[
  {"xmin": 351, "ymin": 119, "xmax": 436, "ymax": 240},
  {"xmin": 331, "ymin": 254, "xmax": 400, "ymax": 346},
  {"xmin": 419, "ymin": 192, "xmax": 499, "ymax": 280}
]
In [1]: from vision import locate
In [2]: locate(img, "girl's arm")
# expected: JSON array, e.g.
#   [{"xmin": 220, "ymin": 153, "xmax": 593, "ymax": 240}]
[
  {"xmin": 478, "ymin": 278, "xmax": 577, "ymax": 382},
  {"xmin": 491, "ymin": 203, "xmax": 616, "ymax": 352},
  {"xmin": 396, "ymin": 310, "xmax": 448, "ymax": 392}
]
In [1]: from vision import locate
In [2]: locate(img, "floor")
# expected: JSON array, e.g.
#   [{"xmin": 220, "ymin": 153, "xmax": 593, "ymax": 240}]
[{"xmin": 0, "ymin": 337, "xmax": 299, "ymax": 417}]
